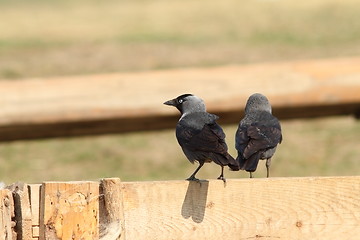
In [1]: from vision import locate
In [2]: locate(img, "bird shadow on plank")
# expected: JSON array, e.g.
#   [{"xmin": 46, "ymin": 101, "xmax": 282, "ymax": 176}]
[{"xmin": 181, "ymin": 180, "xmax": 209, "ymax": 223}]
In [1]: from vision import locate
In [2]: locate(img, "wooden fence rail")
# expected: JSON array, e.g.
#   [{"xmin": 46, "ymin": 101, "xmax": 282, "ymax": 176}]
[
  {"xmin": 1, "ymin": 176, "xmax": 360, "ymax": 240},
  {"xmin": 1, "ymin": 57, "xmax": 360, "ymax": 141}
]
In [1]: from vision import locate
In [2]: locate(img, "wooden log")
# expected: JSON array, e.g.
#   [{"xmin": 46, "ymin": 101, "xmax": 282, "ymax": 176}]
[
  {"xmin": 99, "ymin": 178, "xmax": 124, "ymax": 240},
  {"xmin": 39, "ymin": 181, "xmax": 100, "ymax": 239},
  {"xmin": 121, "ymin": 177, "xmax": 360, "ymax": 240},
  {"xmin": 0, "ymin": 57, "xmax": 360, "ymax": 141},
  {"xmin": 6, "ymin": 183, "xmax": 32, "ymax": 240},
  {"xmin": 0, "ymin": 189, "xmax": 15, "ymax": 240}
]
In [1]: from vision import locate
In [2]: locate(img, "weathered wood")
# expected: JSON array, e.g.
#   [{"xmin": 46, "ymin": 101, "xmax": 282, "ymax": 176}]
[
  {"xmin": 28, "ymin": 185, "xmax": 41, "ymax": 240},
  {"xmin": 99, "ymin": 178, "xmax": 124, "ymax": 240},
  {"xmin": 0, "ymin": 57, "xmax": 360, "ymax": 141},
  {"xmin": 3, "ymin": 177, "xmax": 360, "ymax": 239},
  {"xmin": 121, "ymin": 177, "xmax": 360, "ymax": 240},
  {"xmin": 39, "ymin": 181, "xmax": 99, "ymax": 239},
  {"xmin": 0, "ymin": 189, "xmax": 15, "ymax": 240},
  {"xmin": 6, "ymin": 183, "xmax": 32, "ymax": 240}
]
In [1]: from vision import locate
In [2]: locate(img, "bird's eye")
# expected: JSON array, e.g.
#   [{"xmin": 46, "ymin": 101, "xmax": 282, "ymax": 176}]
[{"xmin": 178, "ymin": 99, "xmax": 184, "ymax": 104}]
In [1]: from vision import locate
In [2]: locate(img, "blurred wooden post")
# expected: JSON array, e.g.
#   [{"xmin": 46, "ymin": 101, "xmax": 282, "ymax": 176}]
[
  {"xmin": 0, "ymin": 57, "xmax": 360, "ymax": 141},
  {"xmin": 39, "ymin": 181, "xmax": 100, "ymax": 239},
  {"xmin": 99, "ymin": 178, "xmax": 124, "ymax": 240},
  {"xmin": 0, "ymin": 189, "xmax": 15, "ymax": 240}
]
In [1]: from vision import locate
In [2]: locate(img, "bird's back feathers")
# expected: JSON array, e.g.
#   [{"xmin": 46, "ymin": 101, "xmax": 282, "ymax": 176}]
[
  {"xmin": 236, "ymin": 111, "xmax": 282, "ymax": 172},
  {"xmin": 177, "ymin": 112, "xmax": 239, "ymax": 169}
]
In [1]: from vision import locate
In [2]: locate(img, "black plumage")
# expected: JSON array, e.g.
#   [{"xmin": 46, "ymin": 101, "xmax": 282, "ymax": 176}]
[
  {"xmin": 235, "ymin": 93, "xmax": 282, "ymax": 178},
  {"xmin": 164, "ymin": 94, "xmax": 239, "ymax": 182}
]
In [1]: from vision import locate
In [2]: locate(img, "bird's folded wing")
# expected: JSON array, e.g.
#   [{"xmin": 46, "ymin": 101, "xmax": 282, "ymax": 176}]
[
  {"xmin": 177, "ymin": 123, "xmax": 228, "ymax": 154},
  {"xmin": 235, "ymin": 126, "xmax": 248, "ymax": 152},
  {"xmin": 243, "ymin": 124, "xmax": 282, "ymax": 159}
]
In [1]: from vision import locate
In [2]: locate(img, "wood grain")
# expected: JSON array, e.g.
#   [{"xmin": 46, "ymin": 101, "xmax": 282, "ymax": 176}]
[
  {"xmin": 0, "ymin": 189, "xmax": 15, "ymax": 240},
  {"xmin": 121, "ymin": 177, "xmax": 360, "ymax": 240},
  {"xmin": 28, "ymin": 184, "xmax": 41, "ymax": 240},
  {"xmin": 11, "ymin": 177, "xmax": 360, "ymax": 239},
  {"xmin": 39, "ymin": 181, "xmax": 99, "ymax": 239},
  {"xmin": 99, "ymin": 178, "xmax": 124, "ymax": 240},
  {"xmin": 0, "ymin": 57, "xmax": 360, "ymax": 141}
]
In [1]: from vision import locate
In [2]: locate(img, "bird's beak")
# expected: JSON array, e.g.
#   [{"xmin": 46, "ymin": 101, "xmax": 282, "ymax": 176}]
[{"xmin": 163, "ymin": 99, "xmax": 176, "ymax": 106}]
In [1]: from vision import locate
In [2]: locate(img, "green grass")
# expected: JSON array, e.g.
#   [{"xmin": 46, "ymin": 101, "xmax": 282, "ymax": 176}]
[
  {"xmin": 1, "ymin": 0, "xmax": 360, "ymax": 79},
  {"xmin": 0, "ymin": 117, "xmax": 359, "ymax": 184}
]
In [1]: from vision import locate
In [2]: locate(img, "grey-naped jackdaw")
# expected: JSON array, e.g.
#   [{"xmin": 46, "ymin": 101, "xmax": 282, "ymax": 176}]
[
  {"xmin": 235, "ymin": 93, "xmax": 282, "ymax": 178},
  {"xmin": 164, "ymin": 94, "xmax": 240, "ymax": 182}
]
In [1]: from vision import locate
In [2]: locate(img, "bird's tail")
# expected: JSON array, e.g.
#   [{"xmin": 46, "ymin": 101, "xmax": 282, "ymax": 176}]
[
  {"xmin": 226, "ymin": 154, "xmax": 240, "ymax": 171},
  {"xmin": 238, "ymin": 152, "xmax": 261, "ymax": 172}
]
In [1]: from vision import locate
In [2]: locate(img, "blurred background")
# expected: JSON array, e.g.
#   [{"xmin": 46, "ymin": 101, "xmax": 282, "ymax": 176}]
[{"xmin": 0, "ymin": 0, "xmax": 359, "ymax": 184}]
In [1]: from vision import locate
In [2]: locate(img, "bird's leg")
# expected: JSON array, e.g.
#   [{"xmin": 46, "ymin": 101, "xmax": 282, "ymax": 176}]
[
  {"xmin": 186, "ymin": 162, "xmax": 204, "ymax": 181},
  {"xmin": 249, "ymin": 172, "xmax": 253, "ymax": 178},
  {"xmin": 217, "ymin": 166, "xmax": 226, "ymax": 183},
  {"xmin": 266, "ymin": 158, "xmax": 272, "ymax": 178}
]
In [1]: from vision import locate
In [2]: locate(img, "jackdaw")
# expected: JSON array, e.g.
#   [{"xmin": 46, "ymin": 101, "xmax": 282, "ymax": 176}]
[
  {"xmin": 164, "ymin": 94, "xmax": 239, "ymax": 182},
  {"xmin": 235, "ymin": 93, "xmax": 282, "ymax": 178}
]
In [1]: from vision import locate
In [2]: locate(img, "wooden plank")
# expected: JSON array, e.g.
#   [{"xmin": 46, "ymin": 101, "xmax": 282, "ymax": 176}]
[
  {"xmin": 0, "ymin": 57, "xmax": 359, "ymax": 141},
  {"xmin": 6, "ymin": 183, "xmax": 32, "ymax": 240},
  {"xmin": 99, "ymin": 178, "xmax": 124, "ymax": 240},
  {"xmin": 28, "ymin": 184, "xmax": 41, "ymax": 239},
  {"xmin": 39, "ymin": 181, "xmax": 100, "ymax": 240},
  {"xmin": 0, "ymin": 189, "xmax": 15, "ymax": 240},
  {"xmin": 121, "ymin": 177, "xmax": 360, "ymax": 240}
]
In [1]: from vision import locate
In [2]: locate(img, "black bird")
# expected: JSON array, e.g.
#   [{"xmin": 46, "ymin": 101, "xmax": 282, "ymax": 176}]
[
  {"xmin": 164, "ymin": 94, "xmax": 239, "ymax": 182},
  {"xmin": 235, "ymin": 93, "xmax": 282, "ymax": 178}
]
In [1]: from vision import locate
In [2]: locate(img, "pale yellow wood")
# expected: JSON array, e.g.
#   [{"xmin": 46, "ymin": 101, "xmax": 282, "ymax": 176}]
[
  {"xmin": 28, "ymin": 184, "xmax": 41, "ymax": 226},
  {"xmin": 39, "ymin": 181, "xmax": 100, "ymax": 240},
  {"xmin": 0, "ymin": 189, "xmax": 15, "ymax": 240},
  {"xmin": 28, "ymin": 184, "xmax": 41, "ymax": 239},
  {"xmin": 0, "ymin": 57, "xmax": 360, "ymax": 141},
  {"xmin": 31, "ymin": 226, "xmax": 39, "ymax": 239},
  {"xmin": 99, "ymin": 178, "xmax": 124, "ymax": 240},
  {"xmin": 121, "ymin": 177, "xmax": 360, "ymax": 240}
]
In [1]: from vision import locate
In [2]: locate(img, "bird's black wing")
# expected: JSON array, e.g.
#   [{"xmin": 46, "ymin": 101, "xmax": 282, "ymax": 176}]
[
  {"xmin": 243, "ymin": 121, "xmax": 282, "ymax": 159},
  {"xmin": 177, "ymin": 122, "xmax": 228, "ymax": 155},
  {"xmin": 235, "ymin": 125, "xmax": 249, "ymax": 155},
  {"xmin": 182, "ymin": 123, "xmax": 238, "ymax": 168},
  {"xmin": 236, "ymin": 112, "xmax": 282, "ymax": 171},
  {"xmin": 235, "ymin": 125, "xmax": 253, "ymax": 170},
  {"xmin": 176, "ymin": 112, "xmax": 239, "ymax": 168}
]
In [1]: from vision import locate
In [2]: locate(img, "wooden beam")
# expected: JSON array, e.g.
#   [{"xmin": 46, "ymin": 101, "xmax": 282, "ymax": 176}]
[
  {"xmin": 1, "ymin": 57, "xmax": 360, "ymax": 141},
  {"xmin": 99, "ymin": 178, "xmax": 124, "ymax": 240},
  {"xmin": 12, "ymin": 176, "xmax": 360, "ymax": 239},
  {"xmin": 39, "ymin": 181, "xmax": 100, "ymax": 239},
  {"xmin": 121, "ymin": 177, "xmax": 360, "ymax": 240}
]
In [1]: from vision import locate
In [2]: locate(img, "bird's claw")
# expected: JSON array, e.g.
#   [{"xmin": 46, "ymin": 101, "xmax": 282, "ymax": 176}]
[
  {"xmin": 217, "ymin": 175, "xmax": 226, "ymax": 183},
  {"xmin": 186, "ymin": 176, "xmax": 200, "ymax": 182}
]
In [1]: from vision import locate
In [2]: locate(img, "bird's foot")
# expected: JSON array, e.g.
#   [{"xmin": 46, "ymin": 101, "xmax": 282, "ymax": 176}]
[
  {"xmin": 186, "ymin": 176, "xmax": 200, "ymax": 182},
  {"xmin": 217, "ymin": 175, "xmax": 226, "ymax": 183}
]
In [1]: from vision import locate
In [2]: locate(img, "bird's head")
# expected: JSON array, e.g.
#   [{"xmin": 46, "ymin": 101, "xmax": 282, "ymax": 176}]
[
  {"xmin": 164, "ymin": 94, "xmax": 206, "ymax": 115},
  {"xmin": 245, "ymin": 93, "xmax": 272, "ymax": 114}
]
